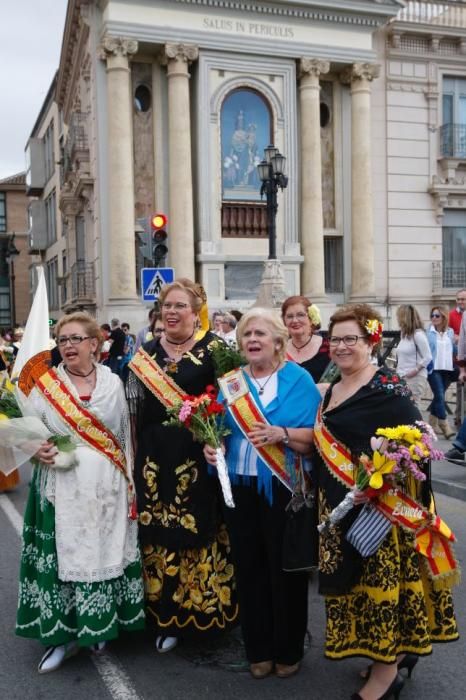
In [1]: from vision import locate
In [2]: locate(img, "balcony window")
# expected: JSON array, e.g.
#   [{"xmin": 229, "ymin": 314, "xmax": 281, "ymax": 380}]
[
  {"xmin": 324, "ymin": 236, "xmax": 344, "ymax": 294},
  {"xmin": 442, "ymin": 220, "xmax": 466, "ymax": 289},
  {"xmin": 46, "ymin": 256, "xmax": 59, "ymax": 310},
  {"xmin": 441, "ymin": 77, "xmax": 466, "ymax": 157},
  {"xmin": 44, "ymin": 122, "xmax": 55, "ymax": 182},
  {"xmin": 0, "ymin": 192, "xmax": 6, "ymax": 232},
  {"xmin": 45, "ymin": 191, "xmax": 57, "ymax": 246}
]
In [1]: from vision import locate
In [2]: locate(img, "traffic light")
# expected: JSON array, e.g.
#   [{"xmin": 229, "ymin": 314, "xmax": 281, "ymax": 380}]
[
  {"xmin": 136, "ymin": 217, "xmax": 152, "ymax": 260},
  {"xmin": 150, "ymin": 212, "xmax": 168, "ymax": 266}
]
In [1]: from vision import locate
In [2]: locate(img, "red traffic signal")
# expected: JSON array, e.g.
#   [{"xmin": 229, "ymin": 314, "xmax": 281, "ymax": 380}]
[{"xmin": 150, "ymin": 213, "xmax": 167, "ymax": 230}]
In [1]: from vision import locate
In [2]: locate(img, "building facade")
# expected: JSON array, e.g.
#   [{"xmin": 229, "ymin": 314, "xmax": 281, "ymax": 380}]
[
  {"xmin": 26, "ymin": 0, "xmax": 466, "ymax": 328},
  {"xmin": 0, "ymin": 173, "xmax": 32, "ymax": 327}
]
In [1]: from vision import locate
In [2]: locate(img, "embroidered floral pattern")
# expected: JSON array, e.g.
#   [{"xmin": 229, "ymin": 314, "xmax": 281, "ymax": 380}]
[
  {"xmin": 369, "ymin": 371, "xmax": 412, "ymax": 399},
  {"xmin": 142, "ymin": 525, "xmax": 238, "ymax": 631},
  {"xmin": 324, "ymin": 528, "xmax": 458, "ymax": 660},
  {"xmin": 140, "ymin": 457, "xmax": 199, "ymax": 533},
  {"xmin": 16, "ymin": 478, "xmax": 145, "ymax": 646},
  {"xmin": 318, "ymin": 490, "xmax": 343, "ymax": 575}
]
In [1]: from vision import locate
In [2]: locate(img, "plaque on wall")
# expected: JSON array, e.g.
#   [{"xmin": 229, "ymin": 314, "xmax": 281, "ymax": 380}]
[
  {"xmin": 225, "ymin": 263, "xmax": 263, "ymax": 300},
  {"xmin": 221, "ymin": 88, "xmax": 272, "ymax": 202}
]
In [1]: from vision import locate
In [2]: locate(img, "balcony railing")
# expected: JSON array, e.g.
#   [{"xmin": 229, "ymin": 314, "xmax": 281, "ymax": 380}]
[
  {"xmin": 71, "ymin": 261, "xmax": 95, "ymax": 300},
  {"xmin": 221, "ymin": 202, "xmax": 267, "ymax": 238},
  {"xmin": 397, "ymin": 1, "xmax": 466, "ymax": 28},
  {"xmin": 432, "ymin": 260, "xmax": 466, "ymax": 291},
  {"xmin": 439, "ymin": 123, "xmax": 466, "ymax": 158}
]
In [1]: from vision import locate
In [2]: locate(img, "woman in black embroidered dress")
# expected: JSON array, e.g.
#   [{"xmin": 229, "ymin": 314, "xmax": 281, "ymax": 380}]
[
  {"xmin": 127, "ymin": 280, "xmax": 238, "ymax": 653},
  {"xmin": 282, "ymin": 295, "xmax": 330, "ymax": 383},
  {"xmin": 314, "ymin": 304, "xmax": 458, "ymax": 700}
]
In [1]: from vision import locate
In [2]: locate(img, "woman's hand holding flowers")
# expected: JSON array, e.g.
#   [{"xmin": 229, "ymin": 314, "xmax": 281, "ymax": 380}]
[{"xmin": 34, "ymin": 441, "xmax": 58, "ymax": 465}]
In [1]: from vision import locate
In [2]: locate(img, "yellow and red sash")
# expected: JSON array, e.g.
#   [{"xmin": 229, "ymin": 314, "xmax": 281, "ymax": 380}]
[
  {"xmin": 314, "ymin": 405, "xmax": 460, "ymax": 588},
  {"xmin": 222, "ymin": 369, "xmax": 294, "ymax": 491},
  {"xmin": 128, "ymin": 347, "xmax": 185, "ymax": 410},
  {"xmin": 35, "ymin": 368, "xmax": 128, "ymax": 482}
]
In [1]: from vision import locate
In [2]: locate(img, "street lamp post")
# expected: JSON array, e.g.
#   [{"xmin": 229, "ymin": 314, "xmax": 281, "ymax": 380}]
[
  {"xmin": 257, "ymin": 145, "xmax": 288, "ymax": 260},
  {"xmin": 5, "ymin": 233, "xmax": 20, "ymax": 327},
  {"xmin": 254, "ymin": 145, "xmax": 288, "ymax": 308}
]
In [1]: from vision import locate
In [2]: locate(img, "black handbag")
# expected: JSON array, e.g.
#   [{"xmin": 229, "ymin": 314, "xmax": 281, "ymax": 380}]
[{"xmin": 282, "ymin": 464, "xmax": 318, "ymax": 572}]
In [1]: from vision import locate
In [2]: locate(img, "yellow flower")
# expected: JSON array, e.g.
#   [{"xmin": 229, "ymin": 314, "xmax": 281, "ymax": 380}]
[
  {"xmin": 219, "ymin": 586, "xmax": 231, "ymax": 606},
  {"xmin": 368, "ymin": 451, "xmax": 397, "ymax": 489},
  {"xmin": 0, "ymin": 413, "xmax": 9, "ymax": 421},
  {"xmin": 180, "ymin": 514, "xmax": 198, "ymax": 533},
  {"xmin": 189, "ymin": 588, "xmax": 203, "ymax": 605},
  {"xmin": 139, "ymin": 511, "xmax": 152, "ymax": 526}
]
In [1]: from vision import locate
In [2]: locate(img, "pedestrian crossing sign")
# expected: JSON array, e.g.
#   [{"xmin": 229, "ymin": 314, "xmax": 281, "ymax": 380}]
[{"xmin": 141, "ymin": 267, "xmax": 174, "ymax": 301}]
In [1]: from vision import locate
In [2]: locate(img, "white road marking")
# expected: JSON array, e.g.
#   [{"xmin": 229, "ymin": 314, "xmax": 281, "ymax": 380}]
[
  {"xmin": 0, "ymin": 493, "xmax": 23, "ymax": 536},
  {"xmin": 91, "ymin": 653, "xmax": 143, "ymax": 700},
  {"xmin": 1, "ymin": 492, "xmax": 144, "ymax": 700}
]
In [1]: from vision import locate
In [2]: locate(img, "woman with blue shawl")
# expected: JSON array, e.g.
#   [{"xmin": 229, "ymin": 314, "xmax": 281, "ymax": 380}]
[{"xmin": 204, "ymin": 308, "xmax": 321, "ymax": 680}]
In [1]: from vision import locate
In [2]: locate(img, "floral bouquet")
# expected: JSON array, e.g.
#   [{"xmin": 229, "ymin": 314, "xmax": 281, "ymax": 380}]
[
  {"xmin": 0, "ymin": 378, "xmax": 78, "ymax": 474},
  {"xmin": 318, "ymin": 421, "xmax": 443, "ymax": 555},
  {"xmin": 164, "ymin": 385, "xmax": 234, "ymax": 507}
]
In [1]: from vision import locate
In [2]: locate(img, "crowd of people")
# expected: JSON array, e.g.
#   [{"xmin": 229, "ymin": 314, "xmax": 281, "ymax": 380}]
[{"xmin": 2, "ymin": 281, "xmax": 463, "ymax": 699}]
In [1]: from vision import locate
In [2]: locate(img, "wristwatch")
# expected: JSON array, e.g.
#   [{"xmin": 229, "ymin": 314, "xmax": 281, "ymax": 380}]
[{"xmin": 282, "ymin": 427, "xmax": 290, "ymax": 445}]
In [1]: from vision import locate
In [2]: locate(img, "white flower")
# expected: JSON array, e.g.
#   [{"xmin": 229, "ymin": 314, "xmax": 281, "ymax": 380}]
[{"xmin": 52, "ymin": 450, "xmax": 78, "ymax": 470}]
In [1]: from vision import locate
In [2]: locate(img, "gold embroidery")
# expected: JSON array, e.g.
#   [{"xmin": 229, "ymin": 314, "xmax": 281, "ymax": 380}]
[
  {"xmin": 141, "ymin": 457, "xmax": 199, "ymax": 533},
  {"xmin": 318, "ymin": 490, "xmax": 343, "ymax": 575}
]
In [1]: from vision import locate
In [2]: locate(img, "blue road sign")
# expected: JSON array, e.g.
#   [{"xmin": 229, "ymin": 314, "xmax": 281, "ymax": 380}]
[{"xmin": 141, "ymin": 267, "xmax": 174, "ymax": 302}]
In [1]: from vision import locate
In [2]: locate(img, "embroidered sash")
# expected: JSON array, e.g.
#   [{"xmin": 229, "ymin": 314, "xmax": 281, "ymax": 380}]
[
  {"xmin": 314, "ymin": 405, "xmax": 459, "ymax": 587},
  {"xmin": 35, "ymin": 369, "xmax": 128, "ymax": 482},
  {"xmin": 223, "ymin": 369, "xmax": 294, "ymax": 492},
  {"xmin": 129, "ymin": 347, "xmax": 185, "ymax": 409}
]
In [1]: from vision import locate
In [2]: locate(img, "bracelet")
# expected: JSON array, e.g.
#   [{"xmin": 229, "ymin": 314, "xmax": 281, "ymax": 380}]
[{"xmin": 282, "ymin": 427, "xmax": 290, "ymax": 445}]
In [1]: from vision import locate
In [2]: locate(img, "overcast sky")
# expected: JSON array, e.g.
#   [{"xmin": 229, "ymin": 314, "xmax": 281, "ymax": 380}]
[{"xmin": 0, "ymin": 0, "xmax": 68, "ymax": 180}]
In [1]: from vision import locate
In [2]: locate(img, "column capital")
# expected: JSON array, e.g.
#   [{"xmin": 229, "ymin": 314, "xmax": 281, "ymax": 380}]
[
  {"xmin": 99, "ymin": 35, "xmax": 138, "ymax": 61},
  {"xmin": 299, "ymin": 58, "xmax": 330, "ymax": 80},
  {"xmin": 340, "ymin": 62, "xmax": 380, "ymax": 85},
  {"xmin": 160, "ymin": 43, "xmax": 199, "ymax": 66}
]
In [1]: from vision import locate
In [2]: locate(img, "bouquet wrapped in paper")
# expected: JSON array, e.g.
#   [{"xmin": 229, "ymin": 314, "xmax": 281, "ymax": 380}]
[
  {"xmin": 318, "ymin": 421, "xmax": 443, "ymax": 550},
  {"xmin": 0, "ymin": 378, "xmax": 78, "ymax": 475},
  {"xmin": 164, "ymin": 385, "xmax": 234, "ymax": 507}
]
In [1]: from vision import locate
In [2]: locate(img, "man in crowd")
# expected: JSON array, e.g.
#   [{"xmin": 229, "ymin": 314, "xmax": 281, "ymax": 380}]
[
  {"xmin": 220, "ymin": 313, "xmax": 237, "ymax": 347},
  {"xmin": 135, "ymin": 308, "xmax": 157, "ymax": 351},
  {"xmin": 450, "ymin": 289, "xmax": 466, "ymax": 425},
  {"xmin": 107, "ymin": 318, "xmax": 126, "ymax": 375}
]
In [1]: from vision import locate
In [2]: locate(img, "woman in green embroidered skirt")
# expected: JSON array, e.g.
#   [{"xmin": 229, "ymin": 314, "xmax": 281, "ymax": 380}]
[{"xmin": 16, "ymin": 312, "xmax": 145, "ymax": 673}]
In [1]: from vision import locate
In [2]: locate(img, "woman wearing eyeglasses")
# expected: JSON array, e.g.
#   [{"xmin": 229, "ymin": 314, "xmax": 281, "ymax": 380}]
[
  {"xmin": 313, "ymin": 304, "xmax": 458, "ymax": 700},
  {"xmin": 426, "ymin": 306, "xmax": 456, "ymax": 438},
  {"xmin": 127, "ymin": 279, "xmax": 238, "ymax": 654},
  {"xmin": 282, "ymin": 295, "xmax": 330, "ymax": 383},
  {"xmin": 16, "ymin": 312, "xmax": 145, "ymax": 673},
  {"xmin": 395, "ymin": 304, "xmax": 432, "ymax": 410}
]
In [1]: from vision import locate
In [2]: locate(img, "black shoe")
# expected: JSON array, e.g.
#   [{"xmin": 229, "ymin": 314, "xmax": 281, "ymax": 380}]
[
  {"xmin": 397, "ymin": 654, "xmax": 418, "ymax": 679},
  {"xmin": 445, "ymin": 447, "xmax": 466, "ymax": 464},
  {"xmin": 361, "ymin": 654, "xmax": 418, "ymax": 681},
  {"xmin": 351, "ymin": 673, "xmax": 404, "ymax": 700}
]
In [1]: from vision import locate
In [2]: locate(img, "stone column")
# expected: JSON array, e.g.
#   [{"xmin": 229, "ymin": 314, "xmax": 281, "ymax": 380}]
[
  {"xmin": 100, "ymin": 36, "xmax": 138, "ymax": 302},
  {"xmin": 161, "ymin": 43, "xmax": 199, "ymax": 281},
  {"xmin": 299, "ymin": 58, "xmax": 330, "ymax": 301},
  {"xmin": 344, "ymin": 63, "xmax": 380, "ymax": 300}
]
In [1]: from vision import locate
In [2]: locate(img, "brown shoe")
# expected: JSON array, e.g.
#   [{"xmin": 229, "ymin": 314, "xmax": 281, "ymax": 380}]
[
  {"xmin": 250, "ymin": 661, "xmax": 273, "ymax": 679},
  {"xmin": 275, "ymin": 662, "xmax": 300, "ymax": 678}
]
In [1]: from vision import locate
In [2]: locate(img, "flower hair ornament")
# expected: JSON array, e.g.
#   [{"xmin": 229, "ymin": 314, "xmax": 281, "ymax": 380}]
[
  {"xmin": 307, "ymin": 304, "xmax": 321, "ymax": 328},
  {"xmin": 365, "ymin": 319, "xmax": 383, "ymax": 344}
]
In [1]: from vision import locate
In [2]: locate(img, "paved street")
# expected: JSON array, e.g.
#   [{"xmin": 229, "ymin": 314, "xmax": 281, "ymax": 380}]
[{"xmin": 1, "ymin": 460, "xmax": 464, "ymax": 700}]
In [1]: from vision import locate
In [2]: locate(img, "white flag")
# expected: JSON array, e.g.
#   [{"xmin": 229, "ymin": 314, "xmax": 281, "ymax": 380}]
[{"xmin": 11, "ymin": 266, "xmax": 50, "ymax": 381}]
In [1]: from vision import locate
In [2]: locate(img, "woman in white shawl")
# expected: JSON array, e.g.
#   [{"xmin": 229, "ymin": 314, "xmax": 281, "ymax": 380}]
[{"xmin": 16, "ymin": 312, "xmax": 144, "ymax": 673}]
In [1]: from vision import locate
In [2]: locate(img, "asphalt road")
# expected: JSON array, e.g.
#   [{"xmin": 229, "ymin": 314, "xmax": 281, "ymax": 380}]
[{"xmin": 1, "ymin": 464, "xmax": 464, "ymax": 700}]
